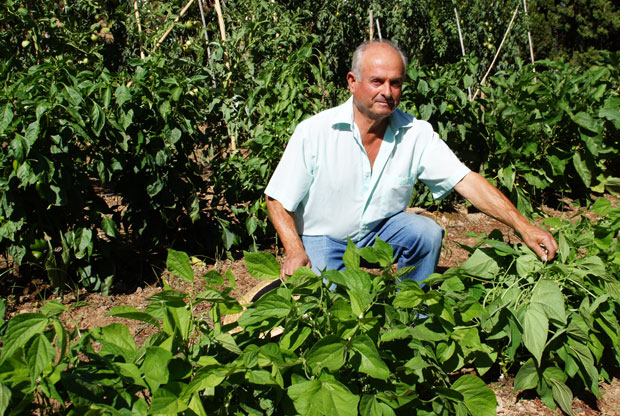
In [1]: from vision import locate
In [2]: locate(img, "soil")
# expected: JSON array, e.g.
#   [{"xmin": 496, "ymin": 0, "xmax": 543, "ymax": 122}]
[{"xmin": 4, "ymin": 195, "xmax": 620, "ymax": 415}]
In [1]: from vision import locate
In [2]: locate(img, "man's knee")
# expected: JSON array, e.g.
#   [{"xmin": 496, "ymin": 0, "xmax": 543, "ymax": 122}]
[{"xmin": 402, "ymin": 213, "xmax": 444, "ymax": 249}]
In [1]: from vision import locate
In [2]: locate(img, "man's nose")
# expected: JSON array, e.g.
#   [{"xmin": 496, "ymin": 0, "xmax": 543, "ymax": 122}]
[{"xmin": 382, "ymin": 81, "xmax": 392, "ymax": 97}]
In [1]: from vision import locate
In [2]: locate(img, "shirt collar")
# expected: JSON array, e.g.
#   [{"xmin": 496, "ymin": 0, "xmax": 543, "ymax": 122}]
[{"xmin": 332, "ymin": 96, "xmax": 416, "ymax": 133}]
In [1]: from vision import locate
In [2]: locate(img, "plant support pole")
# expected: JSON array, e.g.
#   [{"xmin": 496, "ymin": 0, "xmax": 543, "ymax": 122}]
[
  {"xmin": 214, "ymin": 0, "xmax": 227, "ymax": 43},
  {"xmin": 369, "ymin": 9, "xmax": 374, "ymax": 40},
  {"xmin": 133, "ymin": 0, "xmax": 145, "ymax": 59},
  {"xmin": 523, "ymin": 0, "xmax": 536, "ymax": 71},
  {"xmin": 375, "ymin": 18, "xmax": 382, "ymax": 40},
  {"xmin": 473, "ymin": 5, "xmax": 520, "ymax": 100},
  {"xmin": 454, "ymin": 6, "xmax": 472, "ymax": 100}
]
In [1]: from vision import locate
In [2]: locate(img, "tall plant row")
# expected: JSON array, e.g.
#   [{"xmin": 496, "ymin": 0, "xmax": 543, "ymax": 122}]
[{"xmin": 0, "ymin": 0, "xmax": 619, "ymax": 292}]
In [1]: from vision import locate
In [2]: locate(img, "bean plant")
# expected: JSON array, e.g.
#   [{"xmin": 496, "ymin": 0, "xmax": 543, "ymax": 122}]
[{"xmin": 1, "ymin": 200, "xmax": 619, "ymax": 414}]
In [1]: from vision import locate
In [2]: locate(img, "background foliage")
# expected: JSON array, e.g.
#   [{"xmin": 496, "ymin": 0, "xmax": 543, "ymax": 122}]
[{"xmin": 0, "ymin": 0, "xmax": 618, "ymax": 291}]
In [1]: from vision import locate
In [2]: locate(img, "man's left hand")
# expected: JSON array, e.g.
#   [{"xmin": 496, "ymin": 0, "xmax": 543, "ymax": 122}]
[{"xmin": 519, "ymin": 224, "xmax": 558, "ymax": 262}]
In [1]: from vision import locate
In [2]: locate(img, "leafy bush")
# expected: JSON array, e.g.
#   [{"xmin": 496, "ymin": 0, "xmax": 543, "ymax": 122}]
[{"xmin": 399, "ymin": 53, "xmax": 620, "ymax": 209}]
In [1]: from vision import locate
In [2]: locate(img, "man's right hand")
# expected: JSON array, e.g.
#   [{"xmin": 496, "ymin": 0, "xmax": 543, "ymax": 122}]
[
  {"xmin": 281, "ymin": 250, "xmax": 311, "ymax": 279},
  {"xmin": 265, "ymin": 195, "xmax": 312, "ymax": 279}
]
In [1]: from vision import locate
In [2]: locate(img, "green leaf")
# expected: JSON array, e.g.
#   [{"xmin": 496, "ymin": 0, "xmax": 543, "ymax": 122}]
[
  {"xmin": 26, "ymin": 334, "xmax": 56, "ymax": 383},
  {"xmin": 572, "ymin": 152, "xmax": 591, "ymax": 188},
  {"xmin": 215, "ymin": 333, "xmax": 241, "ymax": 354},
  {"xmin": 89, "ymin": 323, "xmax": 137, "ymax": 359},
  {"xmin": 359, "ymin": 394, "xmax": 396, "ymax": 416},
  {"xmin": 1, "ymin": 313, "xmax": 49, "ymax": 363},
  {"xmin": 202, "ymin": 270, "xmax": 225, "ymax": 286},
  {"xmin": 288, "ymin": 378, "xmax": 360, "ymax": 416},
  {"xmin": 107, "ymin": 306, "xmax": 161, "ymax": 328},
  {"xmin": 522, "ymin": 304, "xmax": 548, "ymax": 364},
  {"xmin": 530, "ymin": 280, "xmax": 566, "ymax": 325},
  {"xmin": 351, "ymin": 334, "xmax": 390, "ymax": 380},
  {"xmin": 305, "ymin": 335, "xmax": 347, "ymax": 374},
  {"xmin": 571, "ymin": 111, "xmax": 600, "ymax": 133},
  {"xmin": 451, "ymin": 374, "xmax": 497, "ymax": 416},
  {"xmin": 101, "ymin": 215, "xmax": 119, "ymax": 239},
  {"xmin": 166, "ymin": 249, "xmax": 194, "ymax": 282},
  {"xmin": 141, "ymin": 346, "xmax": 172, "ymax": 392},
  {"xmin": 244, "ymin": 251, "xmax": 280, "ymax": 280},
  {"xmin": 238, "ymin": 293, "xmax": 291, "ymax": 328},
  {"xmin": 461, "ymin": 249, "xmax": 500, "ymax": 279},
  {"xmin": 148, "ymin": 383, "xmax": 188, "ymax": 414},
  {"xmin": 549, "ymin": 379, "xmax": 575, "ymax": 416},
  {"xmin": 513, "ymin": 358, "xmax": 539, "ymax": 391},
  {"xmin": 24, "ymin": 120, "xmax": 39, "ymax": 145},
  {"xmin": 40, "ymin": 300, "xmax": 67, "ymax": 317},
  {"xmin": 159, "ymin": 100, "xmax": 171, "ymax": 119},
  {"xmin": 558, "ymin": 232, "xmax": 570, "ymax": 263},
  {"xmin": 591, "ymin": 197, "xmax": 611, "ymax": 215},
  {"xmin": 0, "ymin": 104, "xmax": 13, "ymax": 135},
  {"xmin": 280, "ymin": 325, "xmax": 311, "ymax": 352},
  {"xmin": 116, "ymin": 362, "xmax": 148, "ymax": 388},
  {"xmin": 64, "ymin": 85, "xmax": 83, "ymax": 107},
  {"xmin": 0, "ymin": 382, "xmax": 11, "ymax": 415},
  {"xmin": 599, "ymin": 96, "xmax": 620, "ymax": 124},
  {"xmin": 115, "ymin": 85, "xmax": 131, "ymax": 107},
  {"xmin": 343, "ymin": 238, "xmax": 360, "ymax": 270}
]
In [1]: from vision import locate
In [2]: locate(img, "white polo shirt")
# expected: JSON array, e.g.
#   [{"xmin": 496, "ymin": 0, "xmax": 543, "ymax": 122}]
[{"xmin": 265, "ymin": 97, "xmax": 470, "ymax": 241}]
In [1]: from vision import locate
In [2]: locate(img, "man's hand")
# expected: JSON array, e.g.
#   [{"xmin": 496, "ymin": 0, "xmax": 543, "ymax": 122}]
[
  {"xmin": 265, "ymin": 195, "xmax": 312, "ymax": 279},
  {"xmin": 518, "ymin": 223, "xmax": 558, "ymax": 262},
  {"xmin": 281, "ymin": 249, "xmax": 312, "ymax": 279}
]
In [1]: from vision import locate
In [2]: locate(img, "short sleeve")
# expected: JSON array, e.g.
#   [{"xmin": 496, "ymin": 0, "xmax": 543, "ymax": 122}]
[
  {"xmin": 264, "ymin": 126, "xmax": 315, "ymax": 212},
  {"xmin": 417, "ymin": 132, "xmax": 470, "ymax": 200}
]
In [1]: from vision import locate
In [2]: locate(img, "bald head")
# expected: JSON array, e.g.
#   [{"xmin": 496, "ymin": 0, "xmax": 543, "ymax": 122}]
[{"xmin": 351, "ymin": 40, "xmax": 408, "ymax": 80}]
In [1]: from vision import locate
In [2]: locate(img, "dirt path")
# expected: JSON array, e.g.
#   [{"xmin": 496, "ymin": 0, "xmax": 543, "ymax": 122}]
[{"xmin": 6, "ymin": 196, "xmax": 620, "ymax": 415}]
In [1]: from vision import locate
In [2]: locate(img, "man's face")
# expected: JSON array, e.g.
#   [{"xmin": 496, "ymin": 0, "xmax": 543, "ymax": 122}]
[{"xmin": 347, "ymin": 44, "xmax": 405, "ymax": 121}]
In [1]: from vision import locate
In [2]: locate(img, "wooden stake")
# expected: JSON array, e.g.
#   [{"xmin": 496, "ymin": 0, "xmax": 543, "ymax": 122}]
[
  {"xmin": 375, "ymin": 18, "xmax": 382, "ymax": 40},
  {"xmin": 214, "ymin": 0, "xmax": 227, "ymax": 42},
  {"xmin": 369, "ymin": 9, "xmax": 374, "ymax": 40},
  {"xmin": 133, "ymin": 0, "xmax": 145, "ymax": 59},
  {"xmin": 473, "ymin": 5, "xmax": 520, "ymax": 100},
  {"xmin": 523, "ymin": 0, "xmax": 536, "ymax": 71},
  {"xmin": 454, "ymin": 6, "xmax": 472, "ymax": 101}
]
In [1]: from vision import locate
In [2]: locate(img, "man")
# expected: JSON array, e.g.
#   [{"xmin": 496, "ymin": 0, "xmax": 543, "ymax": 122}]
[{"xmin": 265, "ymin": 40, "xmax": 557, "ymax": 281}]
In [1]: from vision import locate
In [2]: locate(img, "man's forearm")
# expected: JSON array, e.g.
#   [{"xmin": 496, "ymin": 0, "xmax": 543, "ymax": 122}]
[
  {"xmin": 265, "ymin": 196, "xmax": 304, "ymax": 253},
  {"xmin": 265, "ymin": 195, "xmax": 311, "ymax": 276},
  {"xmin": 454, "ymin": 172, "xmax": 558, "ymax": 261},
  {"xmin": 454, "ymin": 172, "xmax": 530, "ymax": 233}
]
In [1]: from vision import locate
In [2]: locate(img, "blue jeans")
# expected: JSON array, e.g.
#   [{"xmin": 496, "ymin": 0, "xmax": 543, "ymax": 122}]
[{"xmin": 301, "ymin": 211, "xmax": 444, "ymax": 283}]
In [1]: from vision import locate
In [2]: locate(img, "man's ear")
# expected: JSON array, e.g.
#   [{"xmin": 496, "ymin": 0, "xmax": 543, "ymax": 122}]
[{"xmin": 346, "ymin": 72, "xmax": 357, "ymax": 93}]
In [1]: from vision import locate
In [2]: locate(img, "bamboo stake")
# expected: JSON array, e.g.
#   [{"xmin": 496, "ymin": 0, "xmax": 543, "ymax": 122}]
[
  {"xmin": 472, "ymin": 5, "xmax": 520, "ymax": 100},
  {"xmin": 133, "ymin": 0, "xmax": 145, "ymax": 59},
  {"xmin": 376, "ymin": 18, "xmax": 382, "ymax": 40},
  {"xmin": 454, "ymin": 6, "xmax": 472, "ymax": 100},
  {"xmin": 523, "ymin": 0, "xmax": 536, "ymax": 71},
  {"xmin": 369, "ymin": 9, "xmax": 374, "ymax": 40},
  {"xmin": 154, "ymin": 0, "xmax": 195, "ymax": 51},
  {"xmin": 213, "ymin": 0, "xmax": 227, "ymax": 43}
]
